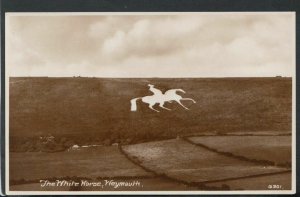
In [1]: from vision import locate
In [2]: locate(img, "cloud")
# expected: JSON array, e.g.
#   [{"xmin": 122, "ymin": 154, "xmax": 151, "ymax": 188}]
[
  {"xmin": 6, "ymin": 13, "xmax": 295, "ymax": 77},
  {"xmin": 100, "ymin": 16, "xmax": 205, "ymax": 61}
]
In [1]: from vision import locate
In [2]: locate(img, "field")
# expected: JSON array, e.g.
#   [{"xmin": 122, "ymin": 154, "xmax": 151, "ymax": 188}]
[
  {"xmin": 10, "ymin": 178, "xmax": 191, "ymax": 191},
  {"xmin": 122, "ymin": 138, "xmax": 288, "ymax": 183},
  {"xmin": 206, "ymin": 172, "xmax": 291, "ymax": 190},
  {"xmin": 10, "ymin": 135, "xmax": 291, "ymax": 191},
  {"xmin": 188, "ymin": 136, "xmax": 291, "ymax": 166},
  {"xmin": 10, "ymin": 146, "xmax": 151, "ymax": 181}
]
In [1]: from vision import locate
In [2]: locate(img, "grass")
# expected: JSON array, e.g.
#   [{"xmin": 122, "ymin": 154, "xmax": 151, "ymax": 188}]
[
  {"xmin": 188, "ymin": 136, "xmax": 291, "ymax": 165},
  {"xmin": 10, "ymin": 146, "xmax": 151, "ymax": 181},
  {"xmin": 206, "ymin": 172, "xmax": 291, "ymax": 190},
  {"xmin": 10, "ymin": 183, "xmax": 71, "ymax": 191},
  {"xmin": 122, "ymin": 139, "xmax": 286, "ymax": 183},
  {"xmin": 10, "ymin": 137, "xmax": 291, "ymax": 191},
  {"xmin": 10, "ymin": 177, "xmax": 191, "ymax": 191},
  {"xmin": 9, "ymin": 77, "xmax": 292, "ymax": 151},
  {"xmin": 80, "ymin": 177, "xmax": 191, "ymax": 191}
]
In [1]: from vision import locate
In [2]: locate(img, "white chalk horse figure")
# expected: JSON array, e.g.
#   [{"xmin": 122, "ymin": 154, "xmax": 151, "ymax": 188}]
[{"xmin": 131, "ymin": 84, "xmax": 196, "ymax": 112}]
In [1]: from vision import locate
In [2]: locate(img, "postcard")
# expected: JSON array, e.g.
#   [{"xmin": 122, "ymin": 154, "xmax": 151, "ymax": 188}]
[{"xmin": 5, "ymin": 12, "xmax": 296, "ymax": 195}]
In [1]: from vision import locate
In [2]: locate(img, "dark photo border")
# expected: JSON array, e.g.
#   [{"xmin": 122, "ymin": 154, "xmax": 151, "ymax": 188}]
[{"xmin": 1, "ymin": 0, "xmax": 298, "ymax": 195}]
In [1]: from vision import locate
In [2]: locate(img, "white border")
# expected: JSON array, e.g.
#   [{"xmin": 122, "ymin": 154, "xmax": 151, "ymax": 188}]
[{"xmin": 5, "ymin": 12, "xmax": 296, "ymax": 195}]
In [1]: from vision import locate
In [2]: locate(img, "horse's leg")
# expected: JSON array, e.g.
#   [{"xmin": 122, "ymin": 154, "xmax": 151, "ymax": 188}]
[
  {"xmin": 159, "ymin": 102, "xmax": 171, "ymax": 111},
  {"xmin": 181, "ymin": 98, "xmax": 196, "ymax": 103},
  {"xmin": 175, "ymin": 100, "xmax": 189, "ymax": 110},
  {"xmin": 149, "ymin": 103, "xmax": 160, "ymax": 112}
]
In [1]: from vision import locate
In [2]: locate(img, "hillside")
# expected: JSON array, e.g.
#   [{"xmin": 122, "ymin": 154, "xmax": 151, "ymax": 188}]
[{"xmin": 9, "ymin": 77, "xmax": 292, "ymax": 151}]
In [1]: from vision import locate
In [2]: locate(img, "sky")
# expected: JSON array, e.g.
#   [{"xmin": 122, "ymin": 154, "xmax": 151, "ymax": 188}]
[{"xmin": 6, "ymin": 13, "xmax": 295, "ymax": 77}]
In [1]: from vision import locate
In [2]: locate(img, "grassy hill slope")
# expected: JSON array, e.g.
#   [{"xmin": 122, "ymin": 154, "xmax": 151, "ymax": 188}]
[{"xmin": 9, "ymin": 77, "xmax": 292, "ymax": 150}]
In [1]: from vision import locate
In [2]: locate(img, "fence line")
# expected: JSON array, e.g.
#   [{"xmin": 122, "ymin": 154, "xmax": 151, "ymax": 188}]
[{"xmin": 181, "ymin": 137, "xmax": 291, "ymax": 168}]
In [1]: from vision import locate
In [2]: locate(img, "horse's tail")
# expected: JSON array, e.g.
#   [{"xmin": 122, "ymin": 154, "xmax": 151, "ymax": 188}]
[{"xmin": 130, "ymin": 97, "xmax": 142, "ymax": 111}]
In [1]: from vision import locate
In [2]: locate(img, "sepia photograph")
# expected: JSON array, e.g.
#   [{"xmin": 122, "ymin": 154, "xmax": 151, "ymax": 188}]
[{"xmin": 5, "ymin": 12, "xmax": 295, "ymax": 194}]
